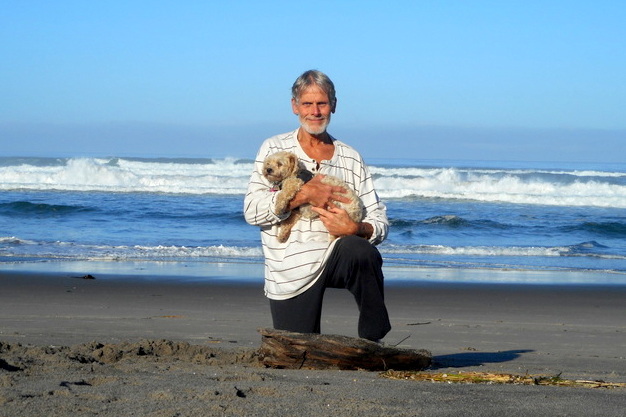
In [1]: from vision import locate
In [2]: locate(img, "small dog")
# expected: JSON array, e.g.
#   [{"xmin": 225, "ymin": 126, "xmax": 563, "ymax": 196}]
[{"xmin": 262, "ymin": 151, "xmax": 364, "ymax": 242}]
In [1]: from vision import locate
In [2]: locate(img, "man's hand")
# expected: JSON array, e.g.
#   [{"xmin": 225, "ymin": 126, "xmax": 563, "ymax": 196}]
[
  {"xmin": 310, "ymin": 203, "xmax": 358, "ymax": 236},
  {"xmin": 311, "ymin": 204, "xmax": 374, "ymax": 239},
  {"xmin": 289, "ymin": 175, "xmax": 351, "ymax": 211}
]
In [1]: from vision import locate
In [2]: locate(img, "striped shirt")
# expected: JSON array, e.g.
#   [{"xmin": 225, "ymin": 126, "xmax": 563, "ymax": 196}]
[{"xmin": 243, "ymin": 129, "xmax": 389, "ymax": 300}]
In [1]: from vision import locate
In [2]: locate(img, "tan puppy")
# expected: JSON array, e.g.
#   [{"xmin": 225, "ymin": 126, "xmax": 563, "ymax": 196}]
[{"xmin": 262, "ymin": 151, "xmax": 364, "ymax": 242}]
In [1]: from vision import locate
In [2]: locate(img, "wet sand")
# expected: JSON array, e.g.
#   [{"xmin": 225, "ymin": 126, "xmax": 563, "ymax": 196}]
[{"xmin": 1, "ymin": 271, "xmax": 625, "ymax": 416}]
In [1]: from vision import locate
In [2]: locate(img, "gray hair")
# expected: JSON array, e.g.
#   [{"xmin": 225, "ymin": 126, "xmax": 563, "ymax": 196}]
[{"xmin": 291, "ymin": 70, "xmax": 337, "ymax": 110}]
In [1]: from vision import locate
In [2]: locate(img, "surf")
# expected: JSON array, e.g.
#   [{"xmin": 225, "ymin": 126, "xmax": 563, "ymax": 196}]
[{"xmin": 2, "ymin": 157, "xmax": 625, "ymax": 207}]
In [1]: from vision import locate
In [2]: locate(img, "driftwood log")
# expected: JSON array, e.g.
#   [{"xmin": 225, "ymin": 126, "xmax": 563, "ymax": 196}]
[{"xmin": 258, "ymin": 328, "xmax": 431, "ymax": 371}]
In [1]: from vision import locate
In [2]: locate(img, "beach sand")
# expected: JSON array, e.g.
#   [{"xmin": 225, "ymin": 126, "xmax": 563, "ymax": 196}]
[{"xmin": 1, "ymin": 270, "xmax": 625, "ymax": 416}]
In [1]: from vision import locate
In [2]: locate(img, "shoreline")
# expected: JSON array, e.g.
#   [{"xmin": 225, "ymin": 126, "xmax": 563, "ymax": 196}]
[
  {"xmin": 2, "ymin": 270, "xmax": 625, "ymax": 416},
  {"xmin": 2, "ymin": 258, "xmax": 626, "ymax": 287}
]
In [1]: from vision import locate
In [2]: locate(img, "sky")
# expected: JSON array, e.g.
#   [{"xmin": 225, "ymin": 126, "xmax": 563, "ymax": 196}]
[{"xmin": 1, "ymin": 1, "xmax": 625, "ymax": 164}]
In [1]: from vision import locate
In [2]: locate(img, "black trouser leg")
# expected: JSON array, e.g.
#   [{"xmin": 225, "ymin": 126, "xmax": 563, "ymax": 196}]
[
  {"xmin": 269, "ymin": 274, "xmax": 326, "ymax": 334},
  {"xmin": 323, "ymin": 235, "xmax": 391, "ymax": 341}
]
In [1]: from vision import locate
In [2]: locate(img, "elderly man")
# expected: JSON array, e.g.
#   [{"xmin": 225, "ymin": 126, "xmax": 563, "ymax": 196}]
[{"xmin": 244, "ymin": 70, "xmax": 391, "ymax": 342}]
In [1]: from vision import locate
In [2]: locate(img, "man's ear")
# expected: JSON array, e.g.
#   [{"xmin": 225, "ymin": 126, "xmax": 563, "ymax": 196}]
[
  {"xmin": 331, "ymin": 98, "xmax": 337, "ymax": 113},
  {"xmin": 291, "ymin": 98, "xmax": 299, "ymax": 115}
]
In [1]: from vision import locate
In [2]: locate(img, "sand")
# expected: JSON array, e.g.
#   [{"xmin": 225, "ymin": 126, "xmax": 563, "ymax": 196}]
[{"xmin": 1, "ymin": 270, "xmax": 625, "ymax": 416}]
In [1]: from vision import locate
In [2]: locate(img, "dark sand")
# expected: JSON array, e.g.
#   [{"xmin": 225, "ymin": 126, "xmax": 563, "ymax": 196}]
[{"xmin": 1, "ymin": 271, "xmax": 625, "ymax": 416}]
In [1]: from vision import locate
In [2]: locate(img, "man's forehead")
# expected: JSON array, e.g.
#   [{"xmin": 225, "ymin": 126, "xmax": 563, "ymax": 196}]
[{"xmin": 298, "ymin": 86, "xmax": 329, "ymax": 101}]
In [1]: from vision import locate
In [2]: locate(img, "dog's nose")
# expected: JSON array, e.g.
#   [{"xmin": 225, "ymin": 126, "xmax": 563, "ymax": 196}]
[{"xmin": 266, "ymin": 168, "xmax": 273, "ymax": 175}]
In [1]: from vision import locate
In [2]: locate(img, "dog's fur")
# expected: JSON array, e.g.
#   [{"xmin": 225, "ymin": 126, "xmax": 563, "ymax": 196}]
[{"xmin": 262, "ymin": 151, "xmax": 364, "ymax": 242}]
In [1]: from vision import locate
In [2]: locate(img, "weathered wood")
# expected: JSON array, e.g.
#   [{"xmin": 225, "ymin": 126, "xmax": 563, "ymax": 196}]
[{"xmin": 257, "ymin": 328, "xmax": 431, "ymax": 371}]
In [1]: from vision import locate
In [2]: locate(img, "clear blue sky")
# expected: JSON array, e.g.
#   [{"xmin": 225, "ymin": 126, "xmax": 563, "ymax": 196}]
[{"xmin": 1, "ymin": 1, "xmax": 625, "ymax": 163}]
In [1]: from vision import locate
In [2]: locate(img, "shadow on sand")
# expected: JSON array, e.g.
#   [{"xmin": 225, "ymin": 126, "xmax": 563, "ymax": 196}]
[{"xmin": 431, "ymin": 349, "xmax": 533, "ymax": 369}]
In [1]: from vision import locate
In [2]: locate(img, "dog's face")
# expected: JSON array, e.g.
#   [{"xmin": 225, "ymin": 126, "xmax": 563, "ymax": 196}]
[{"xmin": 263, "ymin": 151, "xmax": 299, "ymax": 183}]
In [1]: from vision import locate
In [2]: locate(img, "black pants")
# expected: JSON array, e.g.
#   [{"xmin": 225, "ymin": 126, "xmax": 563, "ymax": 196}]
[{"xmin": 269, "ymin": 235, "xmax": 391, "ymax": 341}]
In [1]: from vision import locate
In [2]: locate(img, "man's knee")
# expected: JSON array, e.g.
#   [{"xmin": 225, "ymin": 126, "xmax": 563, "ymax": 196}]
[{"xmin": 335, "ymin": 235, "xmax": 382, "ymax": 265}]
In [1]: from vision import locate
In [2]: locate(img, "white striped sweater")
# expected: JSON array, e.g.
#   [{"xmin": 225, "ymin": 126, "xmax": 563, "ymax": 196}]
[{"xmin": 243, "ymin": 129, "xmax": 389, "ymax": 300}]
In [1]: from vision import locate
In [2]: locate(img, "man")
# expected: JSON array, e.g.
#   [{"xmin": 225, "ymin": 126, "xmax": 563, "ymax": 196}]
[{"xmin": 244, "ymin": 70, "xmax": 391, "ymax": 342}]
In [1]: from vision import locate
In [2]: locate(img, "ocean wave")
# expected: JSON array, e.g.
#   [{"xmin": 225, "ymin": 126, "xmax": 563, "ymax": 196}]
[
  {"xmin": 6, "ymin": 237, "xmax": 617, "ymax": 262},
  {"xmin": 3, "ymin": 237, "xmax": 625, "ymax": 277},
  {"xmin": 390, "ymin": 215, "xmax": 469, "ymax": 228},
  {"xmin": 567, "ymin": 222, "xmax": 626, "ymax": 237},
  {"xmin": 370, "ymin": 165, "xmax": 626, "ymax": 178},
  {"xmin": 0, "ymin": 201, "xmax": 93, "ymax": 216},
  {"xmin": 0, "ymin": 157, "xmax": 252, "ymax": 195},
  {"xmin": 121, "ymin": 244, "xmax": 264, "ymax": 260},
  {"xmin": 381, "ymin": 242, "xmax": 626, "ymax": 260},
  {"xmin": 0, "ymin": 236, "xmax": 36, "ymax": 245},
  {"xmin": 391, "ymin": 216, "xmax": 626, "ymax": 238},
  {"xmin": 1, "ymin": 156, "xmax": 625, "ymax": 207},
  {"xmin": 383, "ymin": 244, "xmax": 566, "ymax": 257},
  {"xmin": 420, "ymin": 214, "xmax": 467, "ymax": 226},
  {"xmin": 0, "ymin": 238, "xmax": 264, "ymax": 262},
  {"xmin": 374, "ymin": 167, "xmax": 626, "ymax": 207}
]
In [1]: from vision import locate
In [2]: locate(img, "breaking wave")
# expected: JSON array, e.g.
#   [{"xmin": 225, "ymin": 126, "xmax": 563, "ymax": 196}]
[{"xmin": 1, "ymin": 156, "xmax": 625, "ymax": 207}]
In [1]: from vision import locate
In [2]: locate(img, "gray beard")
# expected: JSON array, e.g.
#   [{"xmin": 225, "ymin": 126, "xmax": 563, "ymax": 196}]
[{"xmin": 300, "ymin": 118, "xmax": 330, "ymax": 135}]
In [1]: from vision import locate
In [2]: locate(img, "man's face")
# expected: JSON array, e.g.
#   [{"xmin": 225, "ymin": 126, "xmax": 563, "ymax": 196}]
[{"xmin": 292, "ymin": 85, "xmax": 335, "ymax": 135}]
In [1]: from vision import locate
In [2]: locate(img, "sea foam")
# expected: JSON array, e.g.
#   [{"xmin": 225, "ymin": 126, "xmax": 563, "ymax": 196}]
[{"xmin": 1, "ymin": 157, "xmax": 625, "ymax": 207}]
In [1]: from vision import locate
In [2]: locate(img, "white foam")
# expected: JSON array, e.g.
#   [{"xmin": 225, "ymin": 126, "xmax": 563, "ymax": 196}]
[
  {"xmin": 383, "ymin": 244, "xmax": 568, "ymax": 257},
  {"xmin": 0, "ymin": 239, "xmax": 264, "ymax": 261},
  {"xmin": 0, "ymin": 157, "xmax": 252, "ymax": 195},
  {"xmin": 1, "ymin": 157, "xmax": 625, "ymax": 207},
  {"xmin": 382, "ymin": 243, "xmax": 626, "ymax": 261},
  {"xmin": 374, "ymin": 167, "xmax": 626, "ymax": 208}
]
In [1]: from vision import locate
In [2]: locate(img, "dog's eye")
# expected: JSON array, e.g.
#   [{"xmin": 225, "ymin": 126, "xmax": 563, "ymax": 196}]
[{"xmin": 277, "ymin": 162, "xmax": 283, "ymax": 167}]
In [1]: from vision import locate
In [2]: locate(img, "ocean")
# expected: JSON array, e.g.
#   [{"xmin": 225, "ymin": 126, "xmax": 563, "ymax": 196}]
[{"xmin": 1, "ymin": 156, "xmax": 626, "ymax": 285}]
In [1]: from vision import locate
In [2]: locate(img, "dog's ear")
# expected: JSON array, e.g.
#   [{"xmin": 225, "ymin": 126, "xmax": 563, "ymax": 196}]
[{"xmin": 287, "ymin": 153, "xmax": 300, "ymax": 176}]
